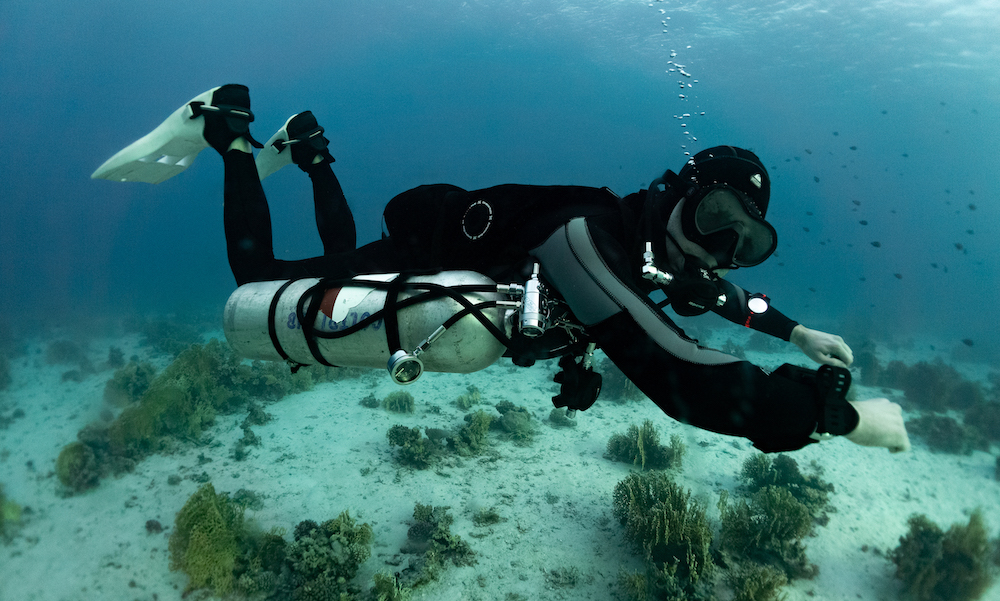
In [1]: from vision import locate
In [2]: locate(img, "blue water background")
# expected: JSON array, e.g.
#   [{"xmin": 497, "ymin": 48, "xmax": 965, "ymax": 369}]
[{"xmin": 1, "ymin": 0, "xmax": 997, "ymax": 358}]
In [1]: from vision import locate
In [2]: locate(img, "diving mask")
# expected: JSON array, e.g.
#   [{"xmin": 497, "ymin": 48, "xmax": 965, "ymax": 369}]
[{"xmin": 682, "ymin": 185, "xmax": 777, "ymax": 268}]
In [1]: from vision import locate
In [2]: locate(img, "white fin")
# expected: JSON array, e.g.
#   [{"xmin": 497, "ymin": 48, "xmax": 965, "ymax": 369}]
[
  {"xmin": 255, "ymin": 113, "xmax": 297, "ymax": 180},
  {"xmin": 91, "ymin": 86, "xmax": 219, "ymax": 184}
]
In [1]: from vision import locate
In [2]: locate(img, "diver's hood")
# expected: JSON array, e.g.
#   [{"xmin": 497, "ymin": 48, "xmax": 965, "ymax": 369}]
[
  {"xmin": 679, "ymin": 146, "xmax": 771, "ymax": 218},
  {"xmin": 645, "ymin": 146, "xmax": 777, "ymax": 269}
]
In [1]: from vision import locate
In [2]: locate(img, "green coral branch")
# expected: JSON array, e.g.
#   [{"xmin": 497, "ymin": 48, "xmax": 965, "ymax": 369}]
[
  {"xmin": 891, "ymin": 510, "xmax": 997, "ymax": 601},
  {"xmin": 606, "ymin": 420, "xmax": 685, "ymax": 470},
  {"xmin": 56, "ymin": 339, "xmax": 356, "ymax": 493},
  {"xmin": 612, "ymin": 472, "xmax": 714, "ymax": 597}
]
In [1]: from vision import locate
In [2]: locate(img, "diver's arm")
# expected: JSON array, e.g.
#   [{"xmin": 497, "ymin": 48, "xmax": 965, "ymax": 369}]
[
  {"xmin": 588, "ymin": 311, "xmax": 822, "ymax": 452},
  {"xmin": 532, "ymin": 218, "xmax": 830, "ymax": 452},
  {"xmin": 712, "ymin": 280, "xmax": 798, "ymax": 340},
  {"xmin": 713, "ymin": 281, "xmax": 853, "ymax": 367}
]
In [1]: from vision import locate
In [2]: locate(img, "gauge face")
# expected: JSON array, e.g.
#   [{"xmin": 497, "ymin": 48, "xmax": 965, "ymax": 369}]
[{"xmin": 747, "ymin": 296, "xmax": 769, "ymax": 314}]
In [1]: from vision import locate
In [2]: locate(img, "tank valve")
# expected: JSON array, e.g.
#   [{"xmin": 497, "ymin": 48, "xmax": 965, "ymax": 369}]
[
  {"xmin": 641, "ymin": 242, "xmax": 674, "ymax": 286},
  {"xmin": 519, "ymin": 263, "xmax": 548, "ymax": 338}
]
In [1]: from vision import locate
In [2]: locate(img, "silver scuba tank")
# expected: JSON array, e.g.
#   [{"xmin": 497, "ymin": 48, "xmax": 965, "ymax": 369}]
[{"xmin": 223, "ymin": 271, "xmax": 509, "ymax": 381}]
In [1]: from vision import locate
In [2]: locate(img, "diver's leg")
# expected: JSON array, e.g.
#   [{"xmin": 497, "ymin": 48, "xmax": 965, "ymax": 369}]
[
  {"xmin": 189, "ymin": 85, "xmax": 283, "ymax": 285},
  {"xmin": 287, "ymin": 237, "xmax": 407, "ymax": 278},
  {"xmin": 221, "ymin": 141, "xmax": 279, "ymax": 285},
  {"xmin": 256, "ymin": 111, "xmax": 357, "ymax": 254},
  {"xmin": 303, "ymin": 162, "xmax": 357, "ymax": 254}
]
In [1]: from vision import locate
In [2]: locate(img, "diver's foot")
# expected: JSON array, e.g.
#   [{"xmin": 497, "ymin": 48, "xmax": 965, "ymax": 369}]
[
  {"xmin": 285, "ymin": 111, "xmax": 336, "ymax": 169},
  {"xmin": 198, "ymin": 84, "xmax": 264, "ymax": 154},
  {"xmin": 256, "ymin": 111, "xmax": 335, "ymax": 179}
]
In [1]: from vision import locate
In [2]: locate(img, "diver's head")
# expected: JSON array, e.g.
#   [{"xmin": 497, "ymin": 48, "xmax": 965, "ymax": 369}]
[
  {"xmin": 641, "ymin": 146, "xmax": 777, "ymax": 315},
  {"xmin": 671, "ymin": 146, "xmax": 777, "ymax": 269}
]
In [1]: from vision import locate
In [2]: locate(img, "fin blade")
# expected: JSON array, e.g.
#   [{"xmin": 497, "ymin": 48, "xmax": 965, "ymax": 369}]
[
  {"xmin": 91, "ymin": 87, "xmax": 218, "ymax": 184},
  {"xmin": 255, "ymin": 114, "xmax": 296, "ymax": 180}
]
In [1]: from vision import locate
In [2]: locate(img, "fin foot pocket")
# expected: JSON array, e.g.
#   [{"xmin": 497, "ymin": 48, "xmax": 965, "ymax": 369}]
[{"xmin": 256, "ymin": 111, "xmax": 335, "ymax": 180}]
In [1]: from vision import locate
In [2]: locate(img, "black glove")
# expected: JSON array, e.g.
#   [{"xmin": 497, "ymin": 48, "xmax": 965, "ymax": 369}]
[{"xmin": 552, "ymin": 354, "xmax": 602, "ymax": 412}]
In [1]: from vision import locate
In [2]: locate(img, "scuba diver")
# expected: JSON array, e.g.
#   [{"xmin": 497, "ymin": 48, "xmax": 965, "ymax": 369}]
[{"xmin": 93, "ymin": 84, "xmax": 910, "ymax": 454}]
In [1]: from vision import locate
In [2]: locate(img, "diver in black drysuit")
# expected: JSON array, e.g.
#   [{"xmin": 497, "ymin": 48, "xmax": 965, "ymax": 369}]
[{"xmin": 204, "ymin": 86, "xmax": 908, "ymax": 454}]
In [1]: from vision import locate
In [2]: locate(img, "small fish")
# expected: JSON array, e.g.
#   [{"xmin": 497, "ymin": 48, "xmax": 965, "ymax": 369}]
[
  {"xmin": 806, "ymin": 211, "xmax": 813, "ymax": 216},
  {"xmin": 803, "ymin": 227, "xmax": 810, "ymax": 232},
  {"xmin": 871, "ymin": 241, "xmax": 882, "ymax": 248},
  {"xmin": 955, "ymin": 243, "xmax": 964, "ymax": 251},
  {"xmin": 962, "ymin": 338, "xmax": 974, "ymax": 347},
  {"xmin": 894, "ymin": 273, "xmax": 903, "ymax": 279},
  {"xmin": 833, "ymin": 132, "xmax": 839, "ymax": 136},
  {"xmin": 805, "ymin": 149, "xmax": 812, "ymax": 154},
  {"xmin": 882, "ymin": 110, "xmax": 888, "ymax": 114},
  {"xmin": 808, "ymin": 287, "xmax": 817, "ymax": 292},
  {"xmin": 931, "ymin": 263, "xmax": 938, "ymax": 268},
  {"xmin": 814, "ymin": 176, "xmax": 820, "ymax": 183},
  {"xmin": 859, "ymin": 277, "xmax": 866, "ymax": 281},
  {"xmin": 967, "ymin": 229, "xmax": 974, "ymax": 235},
  {"xmin": 852, "ymin": 200, "xmax": 861, "ymax": 206},
  {"xmin": 850, "ymin": 146, "xmax": 857, "ymax": 150},
  {"xmin": 968, "ymin": 203, "xmax": 977, "ymax": 210},
  {"xmin": 859, "ymin": 220, "xmax": 868, "ymax": 225},
  {"xmin": 902, "ymin": 153, "xmax": 909, "ymax": 158}
]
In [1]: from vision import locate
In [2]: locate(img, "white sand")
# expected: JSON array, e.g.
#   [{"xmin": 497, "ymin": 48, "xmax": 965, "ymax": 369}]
[{"xmin": 1, "ymin": 331, "xmax": 998, "ymax": 601}]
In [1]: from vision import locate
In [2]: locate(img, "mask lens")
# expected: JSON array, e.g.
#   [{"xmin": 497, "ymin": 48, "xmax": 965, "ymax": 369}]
[
  {"xmin": 693, "ymin": 187, "xmax": 776, "ymax": 266},
  {"xmin": 733, "ymin": 223, "xmax": 775, "ymax": 266}
]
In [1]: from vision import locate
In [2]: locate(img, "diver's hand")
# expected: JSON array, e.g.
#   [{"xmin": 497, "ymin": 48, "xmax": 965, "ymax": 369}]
[
  {"xmin": 790, "ymin": 325, "xmax": 854, "ymax": 368},
  {"xmin": 844, "ymin": 398, "xmax": 911, "ymax": 453}
]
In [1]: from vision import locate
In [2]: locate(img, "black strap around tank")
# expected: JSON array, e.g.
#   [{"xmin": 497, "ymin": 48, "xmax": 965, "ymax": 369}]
[
  {"xmin": 381, "ymin": 277, "xmax": 406, "ymax": 356},
  {"xmin": 267, "ymin": 279, "xmax": 298, "ymax": 363},
  {"xmin": 298, "ymin": 281, "xmax": 338, "ymax": 367}
]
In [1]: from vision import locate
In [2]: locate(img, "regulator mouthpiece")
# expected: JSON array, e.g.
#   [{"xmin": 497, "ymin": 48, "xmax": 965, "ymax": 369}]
[{"xmin": 388, "ymin": 350, "xmax": 423, "ymax": 385}]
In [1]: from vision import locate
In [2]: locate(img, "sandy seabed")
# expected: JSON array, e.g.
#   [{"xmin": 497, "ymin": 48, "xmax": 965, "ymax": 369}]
[{"xmin": 1, "ymin": 329, "xmax": 998, "ymax": 601}]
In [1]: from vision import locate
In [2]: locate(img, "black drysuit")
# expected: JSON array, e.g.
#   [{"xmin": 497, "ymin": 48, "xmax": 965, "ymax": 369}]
[{"xmin": 223, "ymin": 151, "xmax": 823, "ymax": 452}]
